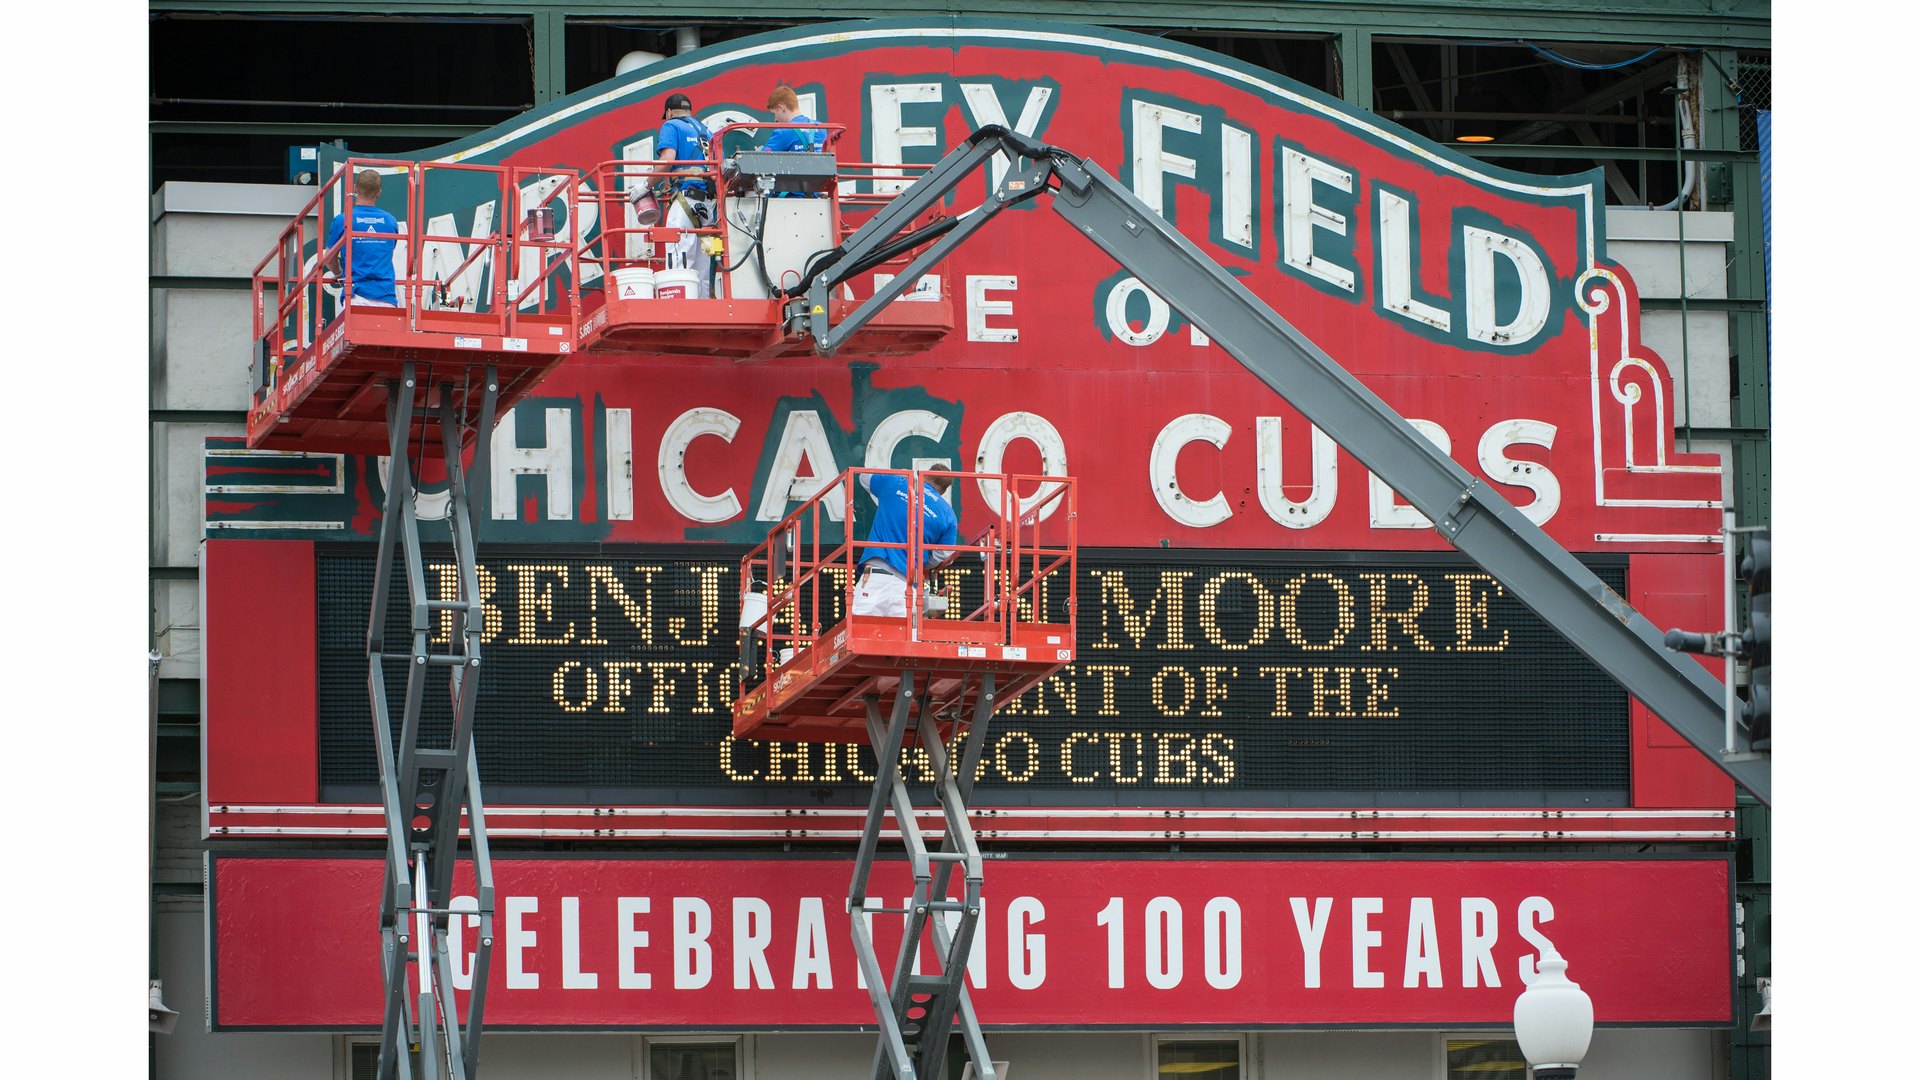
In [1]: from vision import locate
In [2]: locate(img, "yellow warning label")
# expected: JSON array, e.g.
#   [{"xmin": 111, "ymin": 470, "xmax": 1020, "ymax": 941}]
[{"xmin": 811, "ymin": 305, "xmax": 826, "ymax": 314}]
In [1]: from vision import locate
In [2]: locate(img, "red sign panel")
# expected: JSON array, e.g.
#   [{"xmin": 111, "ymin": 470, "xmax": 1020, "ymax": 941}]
[
  {"xmin": 218, "ymin": 21, "xmax": 1722, "ymax": 553},
  {"xmin": 210, "ymin": 854, "xmax": 1731, "ymax": 1029}
]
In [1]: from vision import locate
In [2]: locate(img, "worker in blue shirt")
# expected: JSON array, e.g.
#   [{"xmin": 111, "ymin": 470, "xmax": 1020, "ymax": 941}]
[
  {"xmin": 852, "ymin": 470, "xmax": 960, "ymax": 618},
  {"xmin": 656, "ymin": 92, "xmax": 716, "ymax": 296},
  {"xmin": 763, "ymin": 86, "xmax": 825, "ymax": 153},
  {"xmin": 324, "ymin": 170, "xmax": 400, "ymax": 306}
]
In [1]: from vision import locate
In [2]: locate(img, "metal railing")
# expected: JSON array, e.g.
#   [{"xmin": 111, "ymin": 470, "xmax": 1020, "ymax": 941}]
[{"xmin": 737, "ymin": 469, "xmax": 1077, "ymax": 691}]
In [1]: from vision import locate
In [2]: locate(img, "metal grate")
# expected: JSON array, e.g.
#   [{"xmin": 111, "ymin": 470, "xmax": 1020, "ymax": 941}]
[
  {"xmin": 317, "ymin": 548, "xmax": 1629, "ymax": 801},
  {"xmin": 1737, "ymin": 51, "xmax": 1772, "ymax": 152}
]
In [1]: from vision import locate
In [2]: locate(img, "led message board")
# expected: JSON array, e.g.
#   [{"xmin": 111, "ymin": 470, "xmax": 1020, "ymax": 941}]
[{"xmin": 318, "ymin": 547, "xmax": 1627, "ymax": 803}]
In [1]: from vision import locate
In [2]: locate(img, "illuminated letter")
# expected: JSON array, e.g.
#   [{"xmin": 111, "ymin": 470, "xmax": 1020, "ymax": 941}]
[
  {"xmin": 1150, "ymin": 413, "xmax": 1233, "ymax": 527},
  {"xmin": 1131, "ymin": 99, "xmax": 1202, "ymax": 217},
  {"xmin": 1477, "ymin": 419, "xmax": 1561, "ymax": 526},
  {"xmin": 491, "ymin": 407, "xmax": 574, "ymax": 521},
  {"xmin": 1378, "ymin": 190, "xmax": 1451, "ymax": 332},
  {"xmin": 967, "ymin": 275, "xmax": 1019, "ymax": 343},
  {"xmin": 1281, "ymin": 147, "xmax": 1356, "ymax": 293},
  {"xmin": 1256, "ymin": 417, "xmax": 1337, "ymax": 528},
  {"xmin": 1463, "ymin": 225, "xmax": 1551, "ymax": 346},
  {"xmin": 974, "ymin": 412, "xmax": 1070, "ymax": 522},
  {"xmin": 756, "ymin": 410, "xmax": 844, "ymax": 523},
  {"xmin": 869, "ymin": 82, "xmax": 944, "ymax": 194},
  {"xmin": 658, "ymin": 407, "xmax": 742, "ymax": 524}
]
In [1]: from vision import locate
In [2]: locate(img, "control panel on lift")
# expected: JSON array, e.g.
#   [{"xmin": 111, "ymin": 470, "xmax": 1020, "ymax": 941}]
[{"xmin": 575, "ymin": 124, "xmax": 956, "ymax": 360}]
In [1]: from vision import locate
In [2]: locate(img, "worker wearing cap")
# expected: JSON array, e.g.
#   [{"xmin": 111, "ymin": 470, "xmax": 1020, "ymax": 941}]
[
  {"xmin": 852, "ymin": 471, "xmax": 960, "ymax": 618},
  {"xmin": 324, "ymin": 169, "xmax": 400, "ymax": 307},
  {"xmin": 656, "ymin": 92, "xmax": 716, "ymax": 297}
]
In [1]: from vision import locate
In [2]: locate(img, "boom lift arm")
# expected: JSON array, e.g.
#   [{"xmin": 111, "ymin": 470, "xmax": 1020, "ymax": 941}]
[{"xmin": 789, "ymin": 125, "xmax": 1770, "ymax": 806}]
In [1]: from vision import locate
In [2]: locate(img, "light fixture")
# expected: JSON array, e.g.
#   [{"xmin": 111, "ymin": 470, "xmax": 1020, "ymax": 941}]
[
  {"xmin": 1751, "ymin": 978, "xmax": 1771, "ymax": 1032},
  {"xmin": 1513, "ymin": 946, "xmax": 1594, "ymax": 1080},
  {"xmin": 1453, "ymin": 90, "xmax": 1502, "ymax": 143},
  {"xmin": 150, "ymin": 979, "xmax": 180, "ymax": 1036}
]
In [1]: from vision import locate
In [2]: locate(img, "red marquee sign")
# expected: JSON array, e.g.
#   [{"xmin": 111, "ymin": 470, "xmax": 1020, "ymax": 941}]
[
  {"xmin": 209, "ymin": 853, "xmax": 1732, "ymax": 1029},
  {"xmin": 217, "ymin": 18, "xmax": 1722, "ymax": 554},
  {"xmin": 200, "ymin": 19, "xmax": 1735, "ymax": 831}
]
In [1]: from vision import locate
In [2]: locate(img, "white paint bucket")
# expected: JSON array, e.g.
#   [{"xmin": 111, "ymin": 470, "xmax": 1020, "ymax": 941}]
[
  {"xmin": 654, "ymin": 267, "xmax": 699, "ymax": 300},
  {"xmin": 737, "ymin": 591, "xmax": 767, "ymax": 630},
  {"xmin": 777, "ymin": 647, "xmax": 795, "ymax": 666},
  {"xmin": 612, "ymin": 266, "xmax": 655, "ymax": 300}
]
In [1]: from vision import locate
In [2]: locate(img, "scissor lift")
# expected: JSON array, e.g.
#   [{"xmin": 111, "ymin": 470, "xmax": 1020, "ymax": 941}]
[
  {"xmin": 735, "ymin": 469, "xmax": 1078, "ymax": 1080},
  {"xmin": 246, "ymin": 157, "xmax": 587, "ymax": 1080}
]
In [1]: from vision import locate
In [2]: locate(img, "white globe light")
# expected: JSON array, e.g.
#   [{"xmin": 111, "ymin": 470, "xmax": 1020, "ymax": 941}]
[{"xmin": 1514, "ymin": 946, "xmax": 1594, "ymax": 1077}]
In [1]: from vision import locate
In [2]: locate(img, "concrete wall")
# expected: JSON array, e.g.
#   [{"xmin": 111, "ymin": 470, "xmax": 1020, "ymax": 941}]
[
  {"xmin": 1603, "ymin": 208, "xmax": 1736, "ymax": 432},
  {"xmin": 149, "ymin": 182, "xmax": 318, "ymax": 680}
]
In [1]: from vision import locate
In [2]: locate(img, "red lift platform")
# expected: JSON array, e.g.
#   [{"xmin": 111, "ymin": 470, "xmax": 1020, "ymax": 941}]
[
  {"xmin": 732, "ymin": 468, "xmax": 1078, "ymax": 743},
  {"xmin": 576, "ymin": 124, "xmax": 955, "ymax": 361},
  {"xmin": 246, "ymin": 158, "xmax": 584, "ymax": 457}
]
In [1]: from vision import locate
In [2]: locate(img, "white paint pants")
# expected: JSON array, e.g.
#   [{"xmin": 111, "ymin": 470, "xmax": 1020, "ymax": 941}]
[{"xmin": 665, "ymin": 194, "xmax": 713, "ymax": 297}]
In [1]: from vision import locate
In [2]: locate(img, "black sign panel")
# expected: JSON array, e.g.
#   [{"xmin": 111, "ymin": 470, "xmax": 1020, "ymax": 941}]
[{"xmin": 317, "ymin": 547, "xmax": 1629, "ymax": 805}]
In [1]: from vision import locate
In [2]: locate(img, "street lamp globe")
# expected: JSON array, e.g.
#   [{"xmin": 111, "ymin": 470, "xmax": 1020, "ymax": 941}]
[{"xmin": 1513, "ymin": 946, "xmax": 1594, "ymax": 1080}]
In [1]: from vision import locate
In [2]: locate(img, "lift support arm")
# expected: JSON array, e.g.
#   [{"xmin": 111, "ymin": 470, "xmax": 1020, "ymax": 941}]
[{"xmin": 792, "ymin": 126, "xmax": 1769, "ymax": 806}]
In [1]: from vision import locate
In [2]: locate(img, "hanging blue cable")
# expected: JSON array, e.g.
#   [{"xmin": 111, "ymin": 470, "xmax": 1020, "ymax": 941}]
[{"xmin": 1519, "ymin": 42, "xmax": 1666, "ymax": 71}]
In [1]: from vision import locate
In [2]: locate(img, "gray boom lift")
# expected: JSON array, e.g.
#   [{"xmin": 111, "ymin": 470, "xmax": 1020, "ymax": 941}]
[{"xmin": 776, "ymin": 125, "xmax": 1768, "ymax": 1080}]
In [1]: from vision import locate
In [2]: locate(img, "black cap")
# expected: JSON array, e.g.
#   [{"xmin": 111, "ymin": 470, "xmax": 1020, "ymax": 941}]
[{"xmin": 663, "ymin": 92, "xmax": 693, "ymax": 117}]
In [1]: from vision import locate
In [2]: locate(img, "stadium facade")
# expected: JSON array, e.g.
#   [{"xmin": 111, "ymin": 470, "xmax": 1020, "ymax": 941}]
[{"xmin": 149, "ymin": 4, "xmax": 1771, "ymax": 1079}]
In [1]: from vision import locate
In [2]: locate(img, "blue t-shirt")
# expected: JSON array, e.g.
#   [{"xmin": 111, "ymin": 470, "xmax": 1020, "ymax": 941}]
[
  {"xmin": 862, "ymin": 473, "xmax": 958, "ymax": 578},
  {"xmin": 658, "ymin": 115, "xmax": 714, "ymax": 192},
  {"xmin": 325, "ymin": 204, "xmax": 400, "ymax": 304},
  {"xmin": 764, "ymin": 115, "xmax": 824, "ymax": 153}
]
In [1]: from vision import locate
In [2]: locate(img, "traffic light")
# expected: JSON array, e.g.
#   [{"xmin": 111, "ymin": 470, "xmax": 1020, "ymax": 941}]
[{"xmin": 1740, "ymin": 531, "xmax": 1770, "ymax": 751}]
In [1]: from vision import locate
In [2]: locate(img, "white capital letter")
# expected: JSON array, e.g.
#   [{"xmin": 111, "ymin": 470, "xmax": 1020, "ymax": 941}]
[
  {"xmin": 1282, "ymin": 148, "xmax": 1356, "ymax": 293},
  {"xmin": 1463, "ymin": 225, "xmax": 1551, "ymax": 346},
  {"xmin": 658, "ymin": 407, "xmax": 742, "ymax": 523},
  {"xmin": 673, "ymin": 897, "xmax": 713, "ymax": 989},
  {"xmin": 618, "ymin": 896, "xmax": 652, "ymax": 989},
  {"xmin": 1478, "ymin": 419, "xmax": 1561, "ymax": 525},
  {"xmin": 1291, "ymin": 896, "xmax": 1332, "ymax": 989},
  {"xmin": 1151, "ymin": 414, "xmax": 1233, "ymax": 528},
  {"xmin": 506, "ymin": 895, "xmax": 539, "ymax": 989},
  {"xmin": 492, "ymin": 407, "xmax": 574, "ymax": 520}
]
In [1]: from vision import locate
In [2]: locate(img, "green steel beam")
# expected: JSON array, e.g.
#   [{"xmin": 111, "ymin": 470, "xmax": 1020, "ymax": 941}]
[
  {"xmin": 147, "ymin": 3, "xmax": 1772, "ymax": 50},
  {"xmin": 533, "ymin": 9, "xmax": 566, "ymax": 104},
  {"xmin": 1459, "ymin": 144, "xmax": 1753, "ymax": 162},
  {"xmin": 150, "ymin": 566, "xmax": 201, "ymax": 580},
  {"xmin": 1336, "ymin": 26, "xmax": 1372, "ymax": 108},
  {"xmin": 150, "ymin": 120, "xmax": 484, "ymax": 138}
]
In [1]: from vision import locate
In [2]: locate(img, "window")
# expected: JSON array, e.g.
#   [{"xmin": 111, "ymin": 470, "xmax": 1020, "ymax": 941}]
[
  {"xmin": 1154, "ymin": 1034, "xmax": 1245, "ymax": 1078},
  {"xmin": 641, "ymin": 1035, "xmax": 748, "ymax": 1080},
  {"xmin": 1444, "ymin": 1036, "xmax": 1528, "ymax": 1079},
  {"xmin": 340, "ymin": 1037, "xmax": 415, "ymax": 1080}
]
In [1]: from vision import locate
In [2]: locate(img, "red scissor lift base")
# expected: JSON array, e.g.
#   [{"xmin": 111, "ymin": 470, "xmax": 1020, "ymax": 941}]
[
  {"xmin": 734, "ymin": 617, "xmax": 1073, "ymax": 744},
  {"xmin": 731, "ymin": 468, "xmax": 1078, "ymax": 747},
  {"xmin": 578, "ymin": 294, "xmax": 952, "ymax": 361},
  {"xmin": 247, "ymin": 308, "xmax": 575, "ymax": 457}
]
